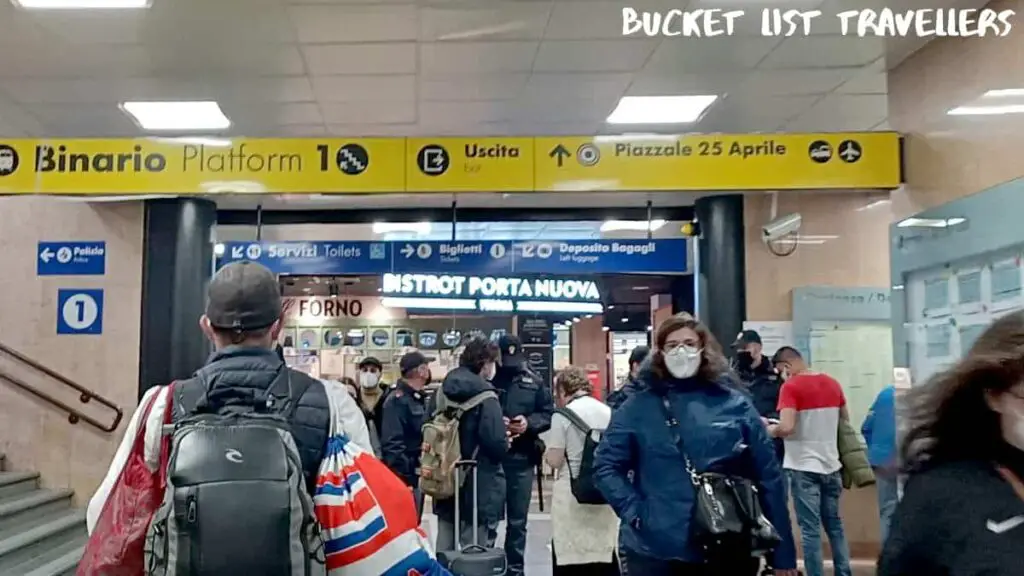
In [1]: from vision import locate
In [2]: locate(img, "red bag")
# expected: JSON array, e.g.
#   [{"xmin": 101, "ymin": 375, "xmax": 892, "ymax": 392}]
[{"xmin": 77, "ymin": 385, "xmax": 174, "ymax": 576}]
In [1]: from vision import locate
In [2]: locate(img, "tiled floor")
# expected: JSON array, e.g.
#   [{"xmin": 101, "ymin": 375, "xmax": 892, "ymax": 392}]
[{"xmin": 423, "ymin": 480, "xmax": 878, "ymax": 576}]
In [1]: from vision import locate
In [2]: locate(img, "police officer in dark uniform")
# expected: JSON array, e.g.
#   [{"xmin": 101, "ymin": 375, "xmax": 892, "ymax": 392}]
[
  {"xmin": 733, "ymin": 330, "xmax": 784, "ymax": 458},
  {"xmin": 380, "ymin": 350, "xmax": 433, "ymax": 518},
  {"xmin": 492, "ymin": 334, "xmax": 554, "ymax": 576}
]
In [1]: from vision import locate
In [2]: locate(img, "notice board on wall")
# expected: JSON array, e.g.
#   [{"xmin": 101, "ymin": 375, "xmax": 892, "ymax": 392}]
[{"xmin": 906, "ymin": 248, "xmax": 1024, "ymax": 383}]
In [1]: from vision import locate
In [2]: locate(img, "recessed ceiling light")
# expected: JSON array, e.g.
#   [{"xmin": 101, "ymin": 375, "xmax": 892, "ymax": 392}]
[
  {"xmin": 948, "ymin": 104, "xmax": 1024, "ymax": 116},
  {"xmin": 607, "ymin": 95, "xmax": 718, "ymax": 125},
  {"xmin": 121, "ymin": 101, "xmax": 231, "ymax": 131},
  {"xmin": 13, "ymin": 0, "xmax": 150, "ymax": 8}
]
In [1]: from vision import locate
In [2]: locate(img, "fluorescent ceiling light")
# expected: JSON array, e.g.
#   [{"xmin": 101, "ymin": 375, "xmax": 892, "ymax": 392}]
[
  {"xmin": 154, "ymin": 136, "xmax": 232, "ymax": 148},
  {"xmin": 897, "ymin": 217, "xmax": 966, "ymax": 228},
  {"xmin": 13, "ymin": 0, "xmax": 149, "ymax": 8},
  {"xmin": 856, "ymin": 199, "xmax": 891, "ymax": 211},
  {"xmin": 606, "ymin": 95, "xmax": 718, "ymax": 125},
  {"xmin": 601, "ymin": 219, "xmax": 666, "ymax": 232},
  {"xmin": 983, "ymin": 89, "xmax": 1024, "ymax": 97},
  {"xmin": 948, "ymin": 105, "xmax": 1024, "ymax": 116},
  {"xmin": 516, "ymin": 301, "xmax": 604, "ymax": 314},
  {"xmin": 373, "ymin": 221, "xmax": 432, "ymax": 235},
  {"xmin": 380, "ymin": 297, "xmax": 477, "ymax": 310},
  {"xmin": 121, "ymin": 101, "xmax": 231, "ymax": 131}
]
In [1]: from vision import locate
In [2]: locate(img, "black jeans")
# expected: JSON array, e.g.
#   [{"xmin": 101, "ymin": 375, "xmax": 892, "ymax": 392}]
[
  {"xmin": 619, "ymin": 549, "xmax": 761, "ymax": 576},
  {"xmin": 502, "ymin": 458, "xmax": 534, "ymax": 575}
]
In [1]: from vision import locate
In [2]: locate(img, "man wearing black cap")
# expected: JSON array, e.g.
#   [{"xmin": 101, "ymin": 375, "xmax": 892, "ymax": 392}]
[
  {"xmin": 607, "ymin": 345, "xmax": 650, "ymax": 410},
  {"xmin": 734, "ymin": 330, "xmax": 784, "ymax": 456},
  {"xmin": 381, "ymin": 350, "xmax": 433, "ymax": 518},
  {"xmin": 492, "ymin": 334, "xmax": 554, "ymax": 576}
]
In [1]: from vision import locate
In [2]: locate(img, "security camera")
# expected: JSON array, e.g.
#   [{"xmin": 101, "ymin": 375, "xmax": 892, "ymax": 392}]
[{"xmin": 762, "ymin": 213, "xmax": 802, "ymax": 243}]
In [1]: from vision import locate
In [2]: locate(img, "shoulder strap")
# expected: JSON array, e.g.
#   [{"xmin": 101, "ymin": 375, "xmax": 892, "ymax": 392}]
[
  {"xmin": 657, "ymin": 395, "xmax": 699, "ymax": 483},
  {"xmin": 555, "ymin": 407, "xmax": 592, "ymax": 434},
  {"xmin": 450, "ymin": 390, "xmax": 498, "ymax": 415}
]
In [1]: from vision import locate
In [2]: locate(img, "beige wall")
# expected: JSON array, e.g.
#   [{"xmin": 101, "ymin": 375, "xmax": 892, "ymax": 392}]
[
  {"xmin": 888, "ymin": 0, "xmax": 1024, "ymax": 217},
  {"xmin": 0, "ymin": 197, "xmax": 144, "ymax": 503},
  {"xmin": 744, "ymin": 191, "xmax": 893, "ymax": 321}
]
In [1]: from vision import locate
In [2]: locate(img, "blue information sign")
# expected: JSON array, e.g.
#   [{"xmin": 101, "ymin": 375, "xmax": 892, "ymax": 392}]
[
  {"xmin": 219, "ymin": 238, "xmax": 688, "ymax": 276},
  {"xmin": 37, "ymin": 241, "xmax": 106, "ymax": 276},
  {"xmin": 56, "ymin": 289, "xmax": 104, "ymax": 335}
]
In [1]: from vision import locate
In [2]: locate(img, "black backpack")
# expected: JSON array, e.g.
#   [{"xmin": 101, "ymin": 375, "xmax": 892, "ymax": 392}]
[
  {"xmin": 555, "ymin": 406, "xmax": 607, "ymax": 505},
  {"xmin": 145, "ymin": 368, "xmax": 320, "ymax": 575}
]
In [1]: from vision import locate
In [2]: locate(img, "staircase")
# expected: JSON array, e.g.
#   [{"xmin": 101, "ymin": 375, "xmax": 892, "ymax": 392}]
[{"xmin": 0, "ymin": 452, "xmax": 85, "ymax": 575}]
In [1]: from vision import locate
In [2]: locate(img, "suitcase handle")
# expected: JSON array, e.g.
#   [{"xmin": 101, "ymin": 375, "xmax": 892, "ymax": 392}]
[{"xmin": 452, "ymin": 460, "xmax": 480, "ymax": 552}]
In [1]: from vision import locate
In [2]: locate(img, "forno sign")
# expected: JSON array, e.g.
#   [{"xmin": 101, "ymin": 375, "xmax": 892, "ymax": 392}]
[{"xmin": 382, "ymin": 273, "xmax": 601, "ymax": 301}]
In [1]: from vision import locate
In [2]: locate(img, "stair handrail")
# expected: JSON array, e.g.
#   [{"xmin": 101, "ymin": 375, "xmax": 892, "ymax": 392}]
[{"xmin": 0, "ymin": 341, "xmax": 124, "ymax": 433}]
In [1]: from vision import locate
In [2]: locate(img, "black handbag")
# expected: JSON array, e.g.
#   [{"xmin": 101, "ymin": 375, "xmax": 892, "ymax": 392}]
[{"xmin": 658, "ymin": 395, "xmax": 782, "ymax": 557}]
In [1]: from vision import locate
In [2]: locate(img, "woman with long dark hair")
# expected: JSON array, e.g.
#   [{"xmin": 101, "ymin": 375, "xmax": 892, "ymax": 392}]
[
  {"xmin": 593, "ymin": 313, "xmax": 797, "ymax": 576},
  {"xmin": 879, "ymin": 310, "xmax": 1024, "ymax": 575}
]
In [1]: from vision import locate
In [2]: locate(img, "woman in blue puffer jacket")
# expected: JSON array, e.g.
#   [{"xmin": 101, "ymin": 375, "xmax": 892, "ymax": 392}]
[{"xmin": 594, "ymin": 313, "xmax": 797, "ymax": 575}]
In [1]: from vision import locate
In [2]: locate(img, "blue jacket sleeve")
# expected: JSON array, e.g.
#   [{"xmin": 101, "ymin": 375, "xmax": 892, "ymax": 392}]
[
  {"xmin": 380, "ymin": 397, "xmax": 409, "ymax": 481},
  {"xmin": 477, "ymin": 396, "xmax": 510, "ymax": 462},
  {"xmin": 743, "ymin": 402, "xmax": 797, "ymax": 570},
  {"xmin": 593, "ymin": 402, "xmax": 641, "ymax": 525},
  {"xmin": 861, "ymin": 392, "xmax": 879, "ymax": 445}
]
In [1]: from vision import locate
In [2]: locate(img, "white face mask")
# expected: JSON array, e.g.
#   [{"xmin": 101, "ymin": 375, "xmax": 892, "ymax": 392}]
[
  {"xmin": 359, "ymin": 371, "xmax": 380, "ymax": 389},
  {"xmin": 665, "ymin": 346, "xmax": 702, "ymax": 379}
]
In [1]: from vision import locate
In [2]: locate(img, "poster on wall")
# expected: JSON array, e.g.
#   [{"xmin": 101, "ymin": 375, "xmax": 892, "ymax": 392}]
[{"xmin": 740, "ymin": 321, "xmax": 793, "ymax": 356}]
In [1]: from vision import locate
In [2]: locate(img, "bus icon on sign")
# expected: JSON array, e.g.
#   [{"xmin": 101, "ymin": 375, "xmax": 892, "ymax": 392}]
[{"xmin": 0, "ymin": 146, "xmax": 19, "ymax": 176}]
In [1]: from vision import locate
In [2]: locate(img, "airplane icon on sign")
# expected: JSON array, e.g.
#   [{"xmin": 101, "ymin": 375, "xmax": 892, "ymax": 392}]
[{"xmin": 838, "ymin": 140, "xmax": 862, "ymax": 163}]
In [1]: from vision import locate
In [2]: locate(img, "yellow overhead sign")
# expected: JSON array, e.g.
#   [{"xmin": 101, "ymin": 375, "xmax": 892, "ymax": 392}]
[
  {"xmin": 0, "ymin": 133, "xmax": 901, "ymax": 195},
  {"xmin": 535, "ymin": 133, "xmax": 902, "ymax": 191},
  {"xmin": 405, "ymin": 137, "xmax": 534, "ymax": 192}
]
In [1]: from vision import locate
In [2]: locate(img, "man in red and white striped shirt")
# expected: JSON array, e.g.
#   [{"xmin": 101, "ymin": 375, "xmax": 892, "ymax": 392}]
[{"xmin": 768, "ymin": 346, "xmax": 852, "ymax": 576}]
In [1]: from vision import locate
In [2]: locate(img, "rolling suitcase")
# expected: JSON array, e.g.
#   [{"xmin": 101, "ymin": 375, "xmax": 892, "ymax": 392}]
[{"xmin": 437, "ymin": 460, "xmax": 508, "ymax": 576}]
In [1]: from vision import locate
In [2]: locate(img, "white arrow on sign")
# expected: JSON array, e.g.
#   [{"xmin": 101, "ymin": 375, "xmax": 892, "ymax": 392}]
[
  {"xmin": 231, "ymin": 246, "xmax": 244, "ymax": 258},
  {"xmin": 40, "ymin": 248, "xmax": 55, "ymax": 263},
  {"xmin": 401, "ymin": 244, "xmax": 415, "ymax": 258}
]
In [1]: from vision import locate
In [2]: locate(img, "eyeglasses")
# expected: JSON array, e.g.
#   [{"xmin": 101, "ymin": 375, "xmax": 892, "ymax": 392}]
[{"xmin": 664, "ymin": 339, "xmax": 701, "ymax": 352}]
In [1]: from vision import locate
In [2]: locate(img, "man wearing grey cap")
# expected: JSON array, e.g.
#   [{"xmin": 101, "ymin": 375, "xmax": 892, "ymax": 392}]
[{"xmin": 87, "ymin": 261, "xmax": 372, "ymax": 534}]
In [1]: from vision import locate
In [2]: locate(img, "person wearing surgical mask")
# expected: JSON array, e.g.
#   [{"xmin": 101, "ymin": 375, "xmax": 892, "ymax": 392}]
[
  {"xmin": 356, "ymin": 356, "xmax": 390, "ymax": 455},
  {"xmin": 879, "ymin": 310, "xmax": 1024, "ymax": 576},
  {"xmin": 593, "ymin": 313, "xmax": 798, "ymax": 576}
]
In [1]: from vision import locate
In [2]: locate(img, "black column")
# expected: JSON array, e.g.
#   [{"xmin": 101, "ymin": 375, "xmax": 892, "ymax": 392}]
[
  {"xmin": 138, "ymin": 198, "xmax": 217, "ymax": 398},
  {"xmin": 694, "ymin": 195, "xmax": 746, "ymax": 352}
]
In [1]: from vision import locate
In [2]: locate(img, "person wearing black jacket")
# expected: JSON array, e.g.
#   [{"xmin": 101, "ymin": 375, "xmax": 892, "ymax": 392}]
[
  {"xmin": 493, "ymin": 334, "xmax": 554, "ymax": 576},
  {"xmin": 381, "ymin": 350, "xmax": 433, "ymax": 518},
  {"xmin": 607, "ymin": 345, "xmax": 649, "ymax": 410},
  {"xmin": 433, "ymin": 337, "xmax": 509, "ymax": 552},
  {"xmin": 879, "ymin": 310, "xmax": 1024, "ymax": 576},
  {"xmin": 733, "ymin": 330, "xmax": 784, "ymax": 460}
]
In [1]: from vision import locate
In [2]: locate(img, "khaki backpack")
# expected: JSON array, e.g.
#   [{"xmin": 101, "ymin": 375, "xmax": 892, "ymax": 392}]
[{"xmin": 418, "ymin": 390, "xmax": 498, "ymax": 499}]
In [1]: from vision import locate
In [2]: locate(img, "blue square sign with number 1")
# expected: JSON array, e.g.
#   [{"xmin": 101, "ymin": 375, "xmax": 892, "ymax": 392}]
[{"xmin": 57, "ymin": 289, "xmax": 104, "ymax": 335}]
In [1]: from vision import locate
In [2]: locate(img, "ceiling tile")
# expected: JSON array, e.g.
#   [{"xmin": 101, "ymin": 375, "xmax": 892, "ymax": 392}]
[
  {"xmin": 327, "ymin": 123, "xmax": 419, "ymax": 137},
  {"xmin": 706, "ymin": 94, "xmax": 821, "ymax": 130},
  {"xmin": 320, "ymin": 100, "xmax": 416, "ymax": 124},
  {"xmin": 303, "ymin": 43, "xmax": 417, "ymax": 75},
  {"xmin": 277, "ymin": 124, "xmax": 329, "ymax": 136},
  {"xmin": 520, "ymin": 73, "xmax": 632, "ymax": 101},
  {"xmin": 510, "ymin": 97, "xmax": 618, "ymax": 123},
  {"xmin": 685, "ymin": 0, "xmax": 826, "ymax": 36},
  {"xmin": 785, "ymin": 94, "xmax": 887, "ymax": 131},
  {"xmin": 419, "ymin": 74, "xmax": 529, "ymax": 101},
  {"xmin": 836, "ymin": 61, "xmax": 887, "ymax": 94},
  {"xmin": 532, "ymin": 40, "xmax": 658, "ymax": 73},
  {"xmin": 290, "ymin": 5, "xmax": 417, "ymax": 43},
  {"xmin": 419, "ymin": 4, "xmax": 551, "ymax": 41},
  {"xmin": 418, "ymin": 101, "xmax": 514, "ymax": 127},
  {"xmin": 312, "ymin": 75, "xmax": 416, "ymax": 102},
  {"xmin": 419, "ymin": 42, "xmax": 538, "ymax": 75},
  {"xmin": 759, "ymin": 36, "xmax": 886, "ymax": 69},
  {"xmin": 645, "ymin": 37, "xmax": 782, "ymax": 73},
  {"xmin": 545, "ymin": 0, "xmax": 685, "ymax": 40},
  {"xmin": 26, "ymin": 104, "xmax": 140, "ymax": 135},
  {"xmin": 147, "ymin": 44, "xmax": 307, "ymax": 76},
  {"xmin": 742, "ymin": 69, "xmax": 852, "ymax": 96},
  {"xmin": 626, "ymin": 72, "xmax": 746, "ymax": 97},
  {"xmin": 0, "ymin": 45, "xmax": 155, "ymax": 77}
]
